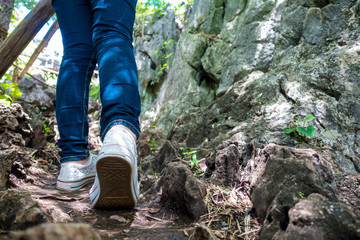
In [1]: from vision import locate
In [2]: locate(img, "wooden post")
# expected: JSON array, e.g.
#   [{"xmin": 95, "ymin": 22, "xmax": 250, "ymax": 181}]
[
  {"xmin": 0, "ymin": 0, "xmax": 54, "ymax": 78},
  {"xmin": 12, "ymin": 65, "xmax": 19, "ymax": 84},
  {"xmin": 19, "ymin": 19, "xmax": 59, "ymax": 79}
]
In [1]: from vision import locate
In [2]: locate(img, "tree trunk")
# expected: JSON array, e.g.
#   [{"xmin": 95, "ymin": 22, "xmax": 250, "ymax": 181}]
[
  {"xmin": 19, "ymin": 19, "xmax": 59, "ymax": 79},
  {"xmin": 0, "ymin": 0, "xmax": 54, "ymax": 78},
  {"xmin": 0, "ymin": 0, "xmax": 15, "ymax": 44}
]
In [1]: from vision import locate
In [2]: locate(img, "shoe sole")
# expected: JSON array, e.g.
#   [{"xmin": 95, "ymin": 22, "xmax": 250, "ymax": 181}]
[{"xmin": 93, "ymin": 156, "xmax": 136, "ymax": 208}]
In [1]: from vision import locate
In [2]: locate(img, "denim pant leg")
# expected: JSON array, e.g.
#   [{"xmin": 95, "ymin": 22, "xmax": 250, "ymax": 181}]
[
  {"xmin": 53, "ymin": 0, "xmax": 96, "ymax": 163},
  {"xmin": 90, "ymin": 0, "xmax": 141, "ymax": 140}
]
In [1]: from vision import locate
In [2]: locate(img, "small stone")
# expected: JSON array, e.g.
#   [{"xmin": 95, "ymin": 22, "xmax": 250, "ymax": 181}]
[
  {"xmin": 109, "ymin": 215, "xmax": 127, "ymax": 223},
  {"xmin": 7, "ymin": 223, "xmax": 101, "ymax": 240},
  {"xmin": 189, "ymin": 223, "xmax": 218, "ymax": 240}
]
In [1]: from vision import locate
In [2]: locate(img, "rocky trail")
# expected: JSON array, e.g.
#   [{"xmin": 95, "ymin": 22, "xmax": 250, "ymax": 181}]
[
  {"xmin": 1, "ymin": 0, "xmax": 360, "ymax": 239},
  {"xmin": 0, "ymin": 103, "xmax": 260, "ymax": 240}
]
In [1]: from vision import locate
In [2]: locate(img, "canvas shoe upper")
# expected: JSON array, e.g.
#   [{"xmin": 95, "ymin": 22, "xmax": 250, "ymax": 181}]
[{"xmin": 57, "ymin": 153, "xmax": 97, "ymax": 191}]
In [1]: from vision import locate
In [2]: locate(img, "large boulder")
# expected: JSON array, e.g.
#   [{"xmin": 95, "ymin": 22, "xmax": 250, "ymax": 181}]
[
  {"xmin": 134, "ymin": 6, "xmax": 180, "ymax": 112},
  {"xmin": 245, "ymin": 144, "xmax": 336, "ymax": 223},
  {"xmin": 160, "ymin": 162, "xmax": 207, "ymax": 219},
  {"xmin": 0, "ymin": 104, "xmax": 32, "ymax": 149},
  {"xmin": 0, "ymin": 190, "xmax": 49, "ymax": 230},
  {"xmin": 282, "ymin": 194, "xmax": 360, "ymax": 240},
  {"xmin": 336, "ymin": 174, "xmax": 360, "ymax": 215},
  {"xmin": 18, "ymin": 76, "xmax": 55, "ymax": 112},
  {"xmin": 141, "ymin": 0, "xmax": 360, "ymax": 177},
  {"xmin": 205, "ymin": 141, "xmax": 254, "ymax": 187}
]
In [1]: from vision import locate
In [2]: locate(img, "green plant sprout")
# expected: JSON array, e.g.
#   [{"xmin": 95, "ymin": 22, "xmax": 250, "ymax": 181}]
[
  {"xmin": 150, "ymin": 139, "xmax": 158, "ymax": 150},
  {"xmin": 256, "ymin": 92, "xmax": 263, "ymax": 101},
  {"xmin": 298, "ymin": 191, "xmax": 305, "ymax": 198},
  {"xmin": 284, "ymin": 115, "xmax": 316, "ymax": 142},
  {"xmin": 179, "ymin": 147, "xmax": 204, "ymax": 177},
  {"xmin": 43, "ymin": 123, "xmax": 52, "ymax": 137}
]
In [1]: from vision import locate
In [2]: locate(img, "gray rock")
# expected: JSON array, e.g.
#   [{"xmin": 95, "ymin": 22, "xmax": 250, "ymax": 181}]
[
  {"xmin": 18, "ymin": 76, "xmax": 55, "ymax": 112},
  {"xmin": 201, "ymin": 40, "xmax": 230, "ymax": 83},
  {"xmin": 245, "ymin": 144, "xmax": 336, "ymax": 223},
  {"xmin": 189, "ymin": 222, "xmax": 218, "ymax": 240},
  {"xmin": 302, "ymin": 8, "xmax": 328, "ymax": 45},
  {"xmin": 259, "ymin": 187, "xmax": 303, "ymax": 240},
  {"xmin": 140, "ymin": 0, "xmax": 360, "ymax": 177},
  {"xmin": 0, "ymin": 189, "xmax": 49, "ymax": 230},
  {"xmin": 336, "ymin": 174, "xmax": 360, "ymax": 215},
  {"xmin": 283, "ymin": 193, "xmax": 360, "ymax": 240},
  {"xmin": 154, "ymin": 140, "xmax": 181, "ymax": 172},
  {"xmin": 21, "ymin": 104, "xmax": 47, "ymax": 149},
  {"xmin": 6, "ymin": 223, "xmax": 101, "ymax": 240},
  {"xmin": 160, "ymin": 162, "xmax": 207, "ymax": 219},
  {"xmin": 187, "ymin": 0, "xmax": 225, "ymax": 34},
  {"xmin": 205, "ymin": 141, "xmax": 254, "ymax": 186},
  {"xmin": 0, "ymin": 149, "xmax": 16, "ymax": 189},
  {"xmin": 0, "ymin": 104, "xmax": 32, "ymax": 149},
  {"xmin": 134, "ymin": 6, "xmax": 179, "ymax": 112}
]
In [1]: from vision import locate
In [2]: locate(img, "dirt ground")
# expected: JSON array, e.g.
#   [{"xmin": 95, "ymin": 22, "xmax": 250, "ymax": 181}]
[{"xmin": 6, "ymin": 156, "xmax": 259, "ymax": 240}]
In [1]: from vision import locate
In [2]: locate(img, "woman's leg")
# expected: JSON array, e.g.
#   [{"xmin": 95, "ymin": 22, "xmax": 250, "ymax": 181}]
[
  {"xmin": 89, "ymin": 0, "xmax": 141, "ymax": 208},
  {"xmin": 53, "ymin": 0, "xmax": 96, "ymax": 163},
  {"xmin": 91, "ymin": 0, "xmax": 141, "ymax": 140}
]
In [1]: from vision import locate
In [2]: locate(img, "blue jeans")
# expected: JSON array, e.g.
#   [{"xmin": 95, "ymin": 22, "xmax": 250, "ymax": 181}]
[{"xmin": 53, "ymin": 0, "xmax": 141, "ymax": 163}]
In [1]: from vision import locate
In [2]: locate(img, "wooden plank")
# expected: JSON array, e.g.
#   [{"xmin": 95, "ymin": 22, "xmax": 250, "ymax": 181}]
[
  {"xmin": 0, "ymin": 0, "xmax": 54, "ymax": 78},
  {"xmin": 19, "ymin": 19, "xmax": 59, "ymax": 79}
]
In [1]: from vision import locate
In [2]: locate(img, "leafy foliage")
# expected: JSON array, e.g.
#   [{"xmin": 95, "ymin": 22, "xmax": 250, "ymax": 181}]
[
  {"xmin": 284, "ymin": 115, "xmax": 316, "ymax": 142},
  {"xmin": 89, "ymin": 82, "xmax": 100, "ymax": 101},
  {"xmin": 154, "ymin": 39, "xmax": 174, "ymax": 78},
  {"xmin": 0, "ymin": 73, "xmax": 22, "ymax": 105},
  {"xmin": 179, "ymin": 147, "xmax": 204, "ymax": 177},
  {"xmin": 13, "ymin": 0, "xmax": 38, "ymax": 10},
  {"xmin": 134, "ymin": 0, "xmax": 168, "ymax": 36}
]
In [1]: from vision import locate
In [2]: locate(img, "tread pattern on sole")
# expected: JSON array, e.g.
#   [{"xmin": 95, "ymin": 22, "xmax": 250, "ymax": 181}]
[{"xmin": 94, "ymin": 157, "xmax": 135, "ymax": 208}]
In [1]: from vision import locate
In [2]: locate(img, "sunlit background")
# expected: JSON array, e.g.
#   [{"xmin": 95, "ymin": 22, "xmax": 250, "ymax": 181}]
[{"xmin": 13, "ymin": 0, "xmax": 185, "ymax": 57}]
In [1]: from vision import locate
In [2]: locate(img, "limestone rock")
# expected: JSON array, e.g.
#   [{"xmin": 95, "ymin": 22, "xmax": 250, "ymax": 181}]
[
  {"xmin": 336, "ymin": 174, "xmax": 360, "ymax": 215},
  {"xmin": 140, "ymin": 0, "xmax": 360, "ymax": 177},
  {"xmin": 154, "ymin": 140, "xmax": 181, "ymax": 171},
  {"xmin": 6, "ymin": 223, "xmax": 101, "ymax": 240},
  {"xmin": 0, "ymin": 146, "xmax": 34, "ymax": 190},
  {"xmin": 0, "ymin": 149, "xmax": 16, "ymax": 189},
  {"xmin": 246, "ymin": 144, "xmax": 336, "ymax": 223},
  {"xmin": 0, "ymin": 189, "xmax": 49, "ymax": 230},
  {"xmin": 283, "ymin": 194, "xmax": 360, "ymax": 240},
  {"xmin": 259, "ymin": 187, "xmax": 305, "ymax": 239},
  {"xmin": 134, "ymin": 6, "xmax": 179, "ymax": 112},
  {"xmin": 205, "ymin": 141, "xmax": 254, "ymax": 186},
  {"xmin": 189, "ymin": 222, "xmax": 218, "ymax": 240},
  {"xmin": 18, "ymin": 76, "xmax": 55, "ymax": 112},
  {"xmin": 20, "ymin": 104, "xmax": 47, "ymax": 149},
  {"xmin": 160, "ymin": 162, "xmax": 207, "ymax": 219},
  {"xmin": 0, "ymin": 104, "xmax": 32, "ymax": 149}
]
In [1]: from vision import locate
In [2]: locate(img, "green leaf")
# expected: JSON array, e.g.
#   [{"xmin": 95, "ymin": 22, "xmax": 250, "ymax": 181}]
[
  {"xmin": 295, "ymin": 117, "xmax": 304, "ymax": 121},
  {"xmin": 284, "ymin": 128, "xmax": 296, "ymax": 134},
  {"xmin": 305, "ymin": 115, "xmax": 314, "ymax": 121},
  {"xmin": 1, "ymin": 83, "xmax": 11, "ymax": 89},
  {"xmin": 0, "ymin": 94, "xmax": 13, "ymax": 104},
  {"xmin": 296, "ymin": 125, "xmax": 315, "ymax": 137},
  {"xmin": 10, "ymin": 87, "xmax": 22, "ymax": 98}
]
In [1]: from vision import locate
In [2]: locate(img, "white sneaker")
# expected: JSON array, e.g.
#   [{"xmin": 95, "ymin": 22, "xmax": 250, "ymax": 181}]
[
  {"xmin": 89, "ymin": 126, "xmax": 139, "ymax": 208},
  {"xmin": 57, "ymin": 153, "xmax": 97, "ymax": 191}
]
